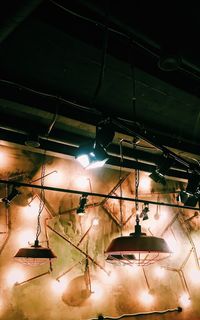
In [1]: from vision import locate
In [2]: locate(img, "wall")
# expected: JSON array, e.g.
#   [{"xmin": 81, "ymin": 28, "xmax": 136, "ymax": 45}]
[{"xmin": 0, "ymin": 145, "xmax": 200, "ymax": 320}]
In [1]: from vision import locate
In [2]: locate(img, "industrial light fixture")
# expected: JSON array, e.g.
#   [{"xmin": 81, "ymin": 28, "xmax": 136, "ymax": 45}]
[
  {"xmin": 14, "ymin": 163, "xmax": 56, "ymax": 266},
  {"xmin": 76, "ymin": 119, "xmax": 115, "ymax": 169},
  {"xmin": 14, "ymin": 239, "xmax": 56, "ymax": 266},
  {"xmin": 149, "ymin": 154, "xmax": 174, "ymax": 185},
  {"xmin": 1, "ymin": 185, "xmax": 21, "ymax": 206},
  {"xmin": 140, "ymin": 202, "xmax": 149, "ymax": 220},
  {"xmin": 105, "ymin": 215, "xmax": 171, "ymax": 266},
  {"xmin": 77, "ymin": 194, "xmax": 88, "ymax": 216},
  {"xmin": 178, "ymin": 173, "xmax": 200, "ymax": 207}
]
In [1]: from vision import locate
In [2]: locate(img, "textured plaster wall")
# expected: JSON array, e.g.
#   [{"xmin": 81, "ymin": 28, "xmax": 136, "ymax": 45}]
[{"xmin": 0, "ymin": 145, "xmax": 200, "ymax": 319}]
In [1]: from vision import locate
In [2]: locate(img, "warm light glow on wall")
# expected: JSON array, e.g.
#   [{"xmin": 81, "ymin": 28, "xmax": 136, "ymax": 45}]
[
  {"xmin": 139, "ymin": 174, "xmax": 151, "ymax": 192},
  {"xmin": 98, "ymin": 268, "xmax": 118, "ymax": 286},
  {"xmin": 90, "ymin": 280, "xmax": 104, "ymax": 301},
  {"xmin": 50, "ymin": 278, "xmax": 68, "ymax": 295},
  {"xmin": 75, "ymin": 176, "xmax": 90, "ymax": 189},
  {"xmin": 5, "ymin": 265, "xmax": 26, "ymax": 287},
  {"xmin": 45, "ymin": 170, "xmax": 65, "ymax": 186},
  {"xmin": 21, "ymin": 199, "xmax": 40, "ymax": 221},
  {"xmin": 0, "ymin": 151, "xmax": 10, "ymax": 168},
  {"xmin": 164, "ymin": 234, "xmax": 179, "ymax": 256},
  {"xmin": 179, "ymin": 293, "xmax": 191, "ymax": 307},
  {"xmin": 153, "ymin": 266, "xmax": 166, "ymax": 279},
  {"xmin": 16, "ymin": 229, "xmax": 35, "ymax": 247},
  {"xmin": 139, "ymin": 290, "xmax": 154, "ymax": 305}
]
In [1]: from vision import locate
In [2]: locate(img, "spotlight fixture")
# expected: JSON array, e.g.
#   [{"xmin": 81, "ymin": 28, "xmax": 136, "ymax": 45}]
[
  {"xmin": 77, "ymin": 194, "xmax": 88, "ymax": 216},
  {"xmin": 140, "ymin": 202, "xmax": 149, "ymax": 221},
  {"xmin": 25, "ymin": 133, "xmax": 40, "ymax": 148},
  {"xmin": 149, "ymin": 155, "xmax": 174, "ymax": 185},
  {"xmin": 105, "ymin": 215, "xmax": 171, "ymax": 266},
  {"xmin": 2, "ymin": 185, "xmax": 21, "ymax": 206},
  {"xmin": 178, "ymin": 173, "xmax": 200, "ymax": 207},
  {"xmin": 14, "ymin": 239, "xmax": 56, "ymax": 266},
  {"xmin": 14, "ymin": 163, "xmax": 56, "ymax": 266},
  {"xmin": 76, "ymin": 119, "xmax": 115, "ymax": 169}
]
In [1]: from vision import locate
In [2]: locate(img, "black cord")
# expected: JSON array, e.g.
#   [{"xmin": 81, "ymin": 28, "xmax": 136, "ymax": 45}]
[
  {"xmin": 89, "ymin": 306, "xmax": 182, "ymax": 319},
  {"xmin": 91, "ymin": 1, "xmax": 110, "ymax": 106}
]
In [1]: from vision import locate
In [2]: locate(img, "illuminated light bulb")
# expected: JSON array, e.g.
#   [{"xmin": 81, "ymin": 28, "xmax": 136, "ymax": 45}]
[
  {"xmin": 16, "ymin": 229, "xmax": 35, "ymax": 248},
  {"xmin": 153, "ymin": 266, "xmax": 166, "ymax": 279},
  {"xmin": 5, "ymin": 266, "xmax": 26, "ymax": 287},
  {"xmin": 90, "ymin": 280, "xmax": 104, "ymax": 301},
  {"xmin": 92, "ymin": 218, "xmax": 99, "ymax": 226},
  {"xmin": 50, "ymin": 278, "xmax": 68, "ymax": 295},
  {"xmin": 21, "ymin": 199, "xmax": 39, "ymax": 221},
  {"xmin": 139, "ymin": 290, "xmax": 154, "ymax": 305},
  {"xmin": 45, "ymin": 170, "xmax": 65, "ymax": 186},
  {"xmin": 75, "ymin": 176, "xmax": 90, "ymax": 189},
  {"xmin": 140, "ymin": 175, "xmax": 151, "ymax": 192},
  {"xmin": 188, "ymin": 269, "xmax": 200, "ymax": 284},
  {"xmin": 179, "ymin": 293, "xmax": 191, "ymax": 307}
]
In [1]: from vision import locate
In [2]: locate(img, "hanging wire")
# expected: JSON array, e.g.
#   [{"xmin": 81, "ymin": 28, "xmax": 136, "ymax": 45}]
[
  {"xmin": 91, "ymin": 1, "xmax": 110, "ymax": 106},
  {"xmin": 135, "ymin": 168, "xmax": 139, "ymax": 214},
  {"xmin": 119, "ymin": 139, "xmax": 124, "ymax": 235},
  {"xmin": 35, "ymin": 155, "xmax": 46, "ymax": 242}
]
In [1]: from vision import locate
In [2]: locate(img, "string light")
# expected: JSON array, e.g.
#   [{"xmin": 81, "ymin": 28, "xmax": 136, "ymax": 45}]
[
  {"xmin": 153, "ymin": 266, "xmax": 166, "ymax": 279},
  {"xmin": 179, "ymin": 293, "xmax": 191, "ymax": 307},
  {"xmin": 139, "ymin": 290, "xmax": 154, "ymax": 305},
  {"xmin": 5, "ymin": 266, "xmax": 26, "ymax": 287}
]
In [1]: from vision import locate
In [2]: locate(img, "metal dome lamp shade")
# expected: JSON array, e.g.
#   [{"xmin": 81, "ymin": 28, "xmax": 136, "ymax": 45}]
[
  {"xmin": 105, "ymin": 215, "xmax": 172, "ymax": 266},
  {"xmin": 14, "ymin": 163, "xmax": 56, "ymax": 266}
]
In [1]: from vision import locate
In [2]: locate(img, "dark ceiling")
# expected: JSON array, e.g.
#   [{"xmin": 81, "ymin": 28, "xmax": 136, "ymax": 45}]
[{"xmin": 0, "ymin": 0, "xmax": 200, "ymax": 179}]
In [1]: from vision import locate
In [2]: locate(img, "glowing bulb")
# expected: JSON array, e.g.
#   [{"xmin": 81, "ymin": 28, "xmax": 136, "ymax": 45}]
[
  {"xmin": 5, "ymin": 266, "xmax": 26, "ymax": 287},
  {"xmin": 92, "ymin": 218, "xmax": 99, "ymax": 226},
  {"xmin": 153, "ymin": 266, "xmax": 166, "ymax": 279},
  {"xmin": 21, "ymin": 199, "xmax": 39, "ymax": 221},
  {"xmin": 179, "ymin": 293, "xmax": 191, "ymax": 307},
  {"xmin": 90, "ymin": 280, "xmax": 104, "ymax": 301},
  {"xmin": 140, "ymin": 175, "xmax": 151, "ymax": 192},
  {"xmin": 75, "ymin": 176, "xmax": 90, "ymax": 189},
  {"xmin": 139, "ymin": 291, "xmax": 154, "ymax": 305},
  {"xmin": 50, "ymin": 278, "xmax": 68, "ymax": 294},
  {"xmin": 164, "ymin": 235, "xmax": 180, "ymax": 256},
  {"xmin": 45, "ymin": 170, "xmax": 65, "ymax": 186},
  {"xmin": 16, "ymin": 229, "xmax": 35, "ymax": 247}
]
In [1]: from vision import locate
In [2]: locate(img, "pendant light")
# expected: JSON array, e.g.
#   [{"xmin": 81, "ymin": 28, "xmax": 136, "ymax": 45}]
[
  {"xmin": 105, "ymin": 214, "xmax": 171, "ymax": 266},
  {"xmin": 105, "ymin": 166, "xmax": 171, "ymax": 266},
  {"xmin": 14, "ymin": 161, "xmax": 56, "ymax": 266}
]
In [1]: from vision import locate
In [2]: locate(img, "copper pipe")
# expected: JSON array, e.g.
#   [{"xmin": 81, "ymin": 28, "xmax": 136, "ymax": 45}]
[
  {"xmin": 47, "ymin": 224, "xmax": 109, "ymax": 276},
  {"xmin": 15, "ymin": 271, "xmax": 50, "ymax": 286},
  {"xmin": 56, "ymin": 260, "xmax": 83, "ymax": 281}
]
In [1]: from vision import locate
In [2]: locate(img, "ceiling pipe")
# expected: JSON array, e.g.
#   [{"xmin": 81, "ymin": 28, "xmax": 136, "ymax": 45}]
[
  {"xmin": 0, "ymin": 179, "xmax": 199, "ymax": 212},
  {"xmin": 0, "ymin": 0, "xmax": 43, "ymax": 44}
]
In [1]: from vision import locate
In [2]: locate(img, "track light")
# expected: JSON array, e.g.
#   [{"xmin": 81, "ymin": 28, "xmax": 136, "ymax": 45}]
[
  {"xmin": 178, "ymin": 173, "xmax": 200, "ymax": 207},
  {"xmin": 140, "ymin": 203, "xmax": 149, "ymax": 220},
  {"xmin": 1, "ymin": 186, "xmax": 21, "ymax": 206},
  {"xmin": 77, "ymin": 194, "xmax": 88, "ymax": 216},
  {"xmin": 76, "ymin": 119, "xmax": 115, "ymax": 169},
  {"xmin": 149, "ymin": 155, "xmax": 173, "ymax": 185}
]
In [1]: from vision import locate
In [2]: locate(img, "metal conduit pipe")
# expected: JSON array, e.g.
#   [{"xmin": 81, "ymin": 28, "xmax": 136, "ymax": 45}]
[{"xmin": 0, "ymin": 179, "xmax": 198, "ymax": 212}]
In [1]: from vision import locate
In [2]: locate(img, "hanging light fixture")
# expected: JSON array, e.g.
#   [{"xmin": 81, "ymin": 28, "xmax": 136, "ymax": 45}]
[
  {"xmin": 14, "ymin": 162, "xmax": 56, "ymax": 266},
  {"xmin": 149, "ymin": 154, "xmax": 174, "ymax": 185},
  {"xmin": 105, "ymin": 215, "xmax": 172, "ymax": 266}
]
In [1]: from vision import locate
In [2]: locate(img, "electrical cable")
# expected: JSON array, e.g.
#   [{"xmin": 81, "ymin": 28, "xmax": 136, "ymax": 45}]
[{"xmin": 89, "ymin": 306, "xmax": 182, "ymax": 319}]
